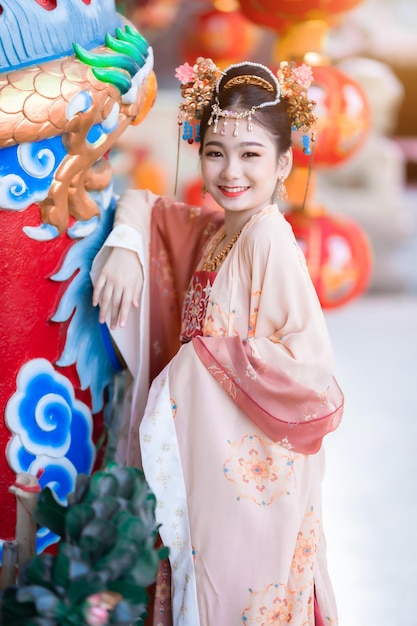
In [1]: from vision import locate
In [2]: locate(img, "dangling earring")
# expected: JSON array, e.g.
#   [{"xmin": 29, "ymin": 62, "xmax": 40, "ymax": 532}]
[
  {"xmin": 276, "ymin": 177, "xmax": 288, "ymax": 201},
  {"xmin": 201, "ymin": 184, "xmax": 207, "ymax": 199}
]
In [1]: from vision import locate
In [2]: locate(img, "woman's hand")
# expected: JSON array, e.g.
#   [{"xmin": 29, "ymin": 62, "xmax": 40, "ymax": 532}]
[{"xmin": 92, "ymin": 247, "xmax": 143, "ymax": 330}]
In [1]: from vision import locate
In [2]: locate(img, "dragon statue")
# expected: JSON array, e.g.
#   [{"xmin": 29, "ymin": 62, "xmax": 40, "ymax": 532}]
[{"xmin": 0, "ymin": 0, "xmax": 156, "ymax": 558}]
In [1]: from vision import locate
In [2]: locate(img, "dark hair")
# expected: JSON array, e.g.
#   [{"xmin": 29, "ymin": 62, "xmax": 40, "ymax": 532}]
[{"xmin": 198, "ymin": 63, "xmax": 292, "ymax": 156}]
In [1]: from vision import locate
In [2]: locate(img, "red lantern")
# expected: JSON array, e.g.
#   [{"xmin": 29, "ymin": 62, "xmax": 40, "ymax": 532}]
[
  {"xmin": 285, "ymin": 207, "xmax": 373, "ymax": 309},
  {"xmin": 292, "ymin": 64, "xmax": 371, "ymax": 168},
  {"xmin": 123, "ymin": 0, "xmax": 181, "ymax": 33},
  {"xmin": 180, "ymin": 9, "xmax": 259, "ymax": 67},
  {"xmin": 239, "ymin": 0, "xmax": 364, "ymax": 31},
  {"xmin": 237, "ymin": 1, "xmax": 288, "ymax": 31}
]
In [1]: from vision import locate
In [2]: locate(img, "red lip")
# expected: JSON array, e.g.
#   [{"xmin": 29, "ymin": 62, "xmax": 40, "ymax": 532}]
[{"xmin": 218, "ymin": 186, "xmax": 249, "ymax": 198}]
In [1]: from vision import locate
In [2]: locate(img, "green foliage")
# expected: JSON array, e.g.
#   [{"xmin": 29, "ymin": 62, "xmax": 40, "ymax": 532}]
[{"xmin": 0, "ymin": 463, "xmax": 167, "ymax": 625}]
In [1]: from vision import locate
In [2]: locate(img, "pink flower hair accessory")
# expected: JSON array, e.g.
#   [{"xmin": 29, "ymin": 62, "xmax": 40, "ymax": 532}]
[
  {"xmin": 277, "ymin": 61, "xmax": 317, "ymax": 134},
  {"xmin": 175, "ymin": 56, "xmax": 222, "ymax": 143}
]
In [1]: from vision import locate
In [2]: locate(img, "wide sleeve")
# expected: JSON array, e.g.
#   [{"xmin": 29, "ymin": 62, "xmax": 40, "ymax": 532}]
[
  {"xmin": 244, "ymin": 209, "xmax": 334, "ymax": 390},
  {"xmin": 89, "ymin": 189, "xmax": 160, "ymax": 465},
  {"xmin": 192, "ymin": 210, "xmax": 343, "ymax": 454},
  {"xmin": 90, "ymin": 188, "xmax": 158, "ymax": 378}
]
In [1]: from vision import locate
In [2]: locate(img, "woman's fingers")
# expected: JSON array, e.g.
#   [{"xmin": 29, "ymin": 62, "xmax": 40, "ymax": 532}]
[
  {"xmin": 109, "ymin": 286, "xmax": 125, "ymax": 330},
  {"xmin": 98, "ymin": 282, "xmax": 116, "ymax": 325},
  {"xmin": 92, "ymin": 247, "xmax": 143, "ymax": 328},
  {"xmin": 118, "ymin": 288, "xmax": 136, "ymax": 328},
  {"xmin": 132, "ymin": 277, "xmax": 142, "ymax": 309},
  {"xmin": 118, "ymin": 272, "xmax": 144, "ymax": 326},
  {"xmin": 92, "ymin": 272, "xmax": 106, "ymax": 309}
]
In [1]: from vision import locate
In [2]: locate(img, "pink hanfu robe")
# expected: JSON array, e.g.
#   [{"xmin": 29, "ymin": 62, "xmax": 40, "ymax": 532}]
[{"xmin": 91, "ymin": 190, "xmax": 344, "ymax": 626}]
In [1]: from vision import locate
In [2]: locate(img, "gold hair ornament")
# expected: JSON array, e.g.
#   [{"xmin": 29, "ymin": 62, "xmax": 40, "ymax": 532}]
[
  {"xmin": 223, "ymin": 74, "xmax": 274, "ymax": 92},
  {"xmin": 175, "ymin": 58, "xmax": 316, "ymax": 147},
  {"xmin": 209, "ymin": 61, "xmax": 281, "ymax": 137},
  {"xmin": 175, "ymin": 57, "xmax": 223, "ymax": 144},
  {"xmin": 276, "ymin": 61, "xmax": 317, "ymax": 154}
]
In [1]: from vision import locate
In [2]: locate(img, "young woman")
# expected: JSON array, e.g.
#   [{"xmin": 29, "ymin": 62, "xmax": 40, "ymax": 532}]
[{"xmin": 92, "ymin": 59, "xmax": 344, "ymax": 626}]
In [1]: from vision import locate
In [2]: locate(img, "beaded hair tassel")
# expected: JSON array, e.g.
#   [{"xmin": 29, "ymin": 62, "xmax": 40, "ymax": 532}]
[{"xmin": 175, "ymin": 57, "xmax": 221, "ymax": 145}]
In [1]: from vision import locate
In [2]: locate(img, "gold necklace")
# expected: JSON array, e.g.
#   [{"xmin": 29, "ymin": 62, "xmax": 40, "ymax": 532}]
[{"xmin": 202, "ymin": 227, "xmax": 243, "ymax": 272}]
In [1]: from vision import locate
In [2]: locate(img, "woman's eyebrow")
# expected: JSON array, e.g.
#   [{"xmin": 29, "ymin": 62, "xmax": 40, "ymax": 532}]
[{"xmin": 204, "ymin": 140, "xmax": 266, "ymax": 147}]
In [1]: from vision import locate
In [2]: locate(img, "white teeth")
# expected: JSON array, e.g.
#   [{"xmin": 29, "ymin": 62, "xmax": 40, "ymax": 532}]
[{"xmin": 221, "ymin": 186, "xmax": 247, "ymax": 192}]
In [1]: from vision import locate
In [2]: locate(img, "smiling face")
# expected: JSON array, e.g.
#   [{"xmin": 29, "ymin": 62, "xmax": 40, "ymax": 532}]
[{"xmin": 201, "ymin": 119, "xmax": 292, "ymax": 225}]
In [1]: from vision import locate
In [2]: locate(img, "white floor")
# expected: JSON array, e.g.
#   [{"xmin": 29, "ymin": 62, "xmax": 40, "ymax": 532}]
[{"xmin": 322, "ymin": 293, "xmax": 417, "ymax": 626}]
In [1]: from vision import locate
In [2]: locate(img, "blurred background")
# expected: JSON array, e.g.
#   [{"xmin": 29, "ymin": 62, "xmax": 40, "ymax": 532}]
[{"xmin": 114, "ymin": 1, "xmax": 417, "ymax": 625}]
